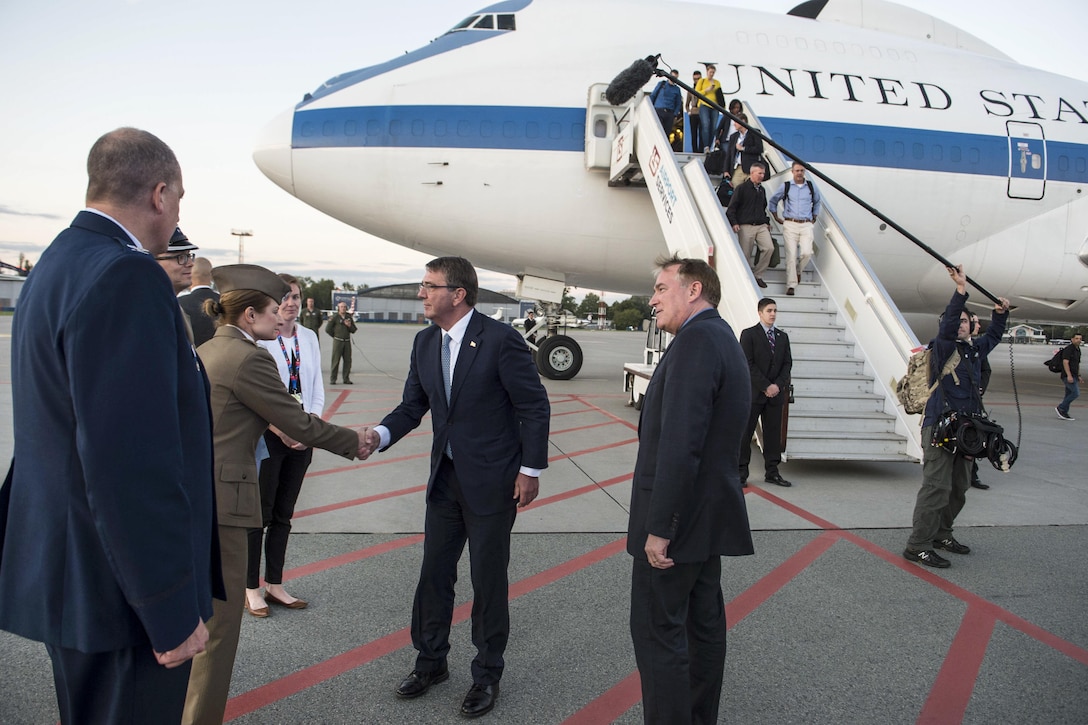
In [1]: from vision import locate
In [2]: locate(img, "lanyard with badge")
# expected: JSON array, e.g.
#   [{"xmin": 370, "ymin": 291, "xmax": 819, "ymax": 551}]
[{"xmin": 276, "ymin": 332, "xmax": 302, "ymax": 404}]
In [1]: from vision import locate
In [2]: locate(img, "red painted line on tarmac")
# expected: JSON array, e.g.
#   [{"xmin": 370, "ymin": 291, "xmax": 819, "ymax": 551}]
[
  {"xmin": 917, "ymin": 604, "xmax": 996, "ymax": 725},
  {"xmin": 548, "ymin": 439, "xmax": 639, "ymax": 464},
  {"xmin": 565, "ymin": 532, "xmax": 840, "ymax": 723},
  {"xmin": 551, "ymin": 419, "xmax": 628, "ymax": 436},
  {"xmin": 292, "ymin": 483, "xmax": 427, "ymax": 519},
  {"xmin": 300, "ymin": 450, "xmax": 429, "ymax": 479},
  {"xmin": 744, "ymin": 486, "xmax": 842, "ymax": 530},
  {"xmin": 566, "ymin": 395, "xmax": 640, "ymax": 431},
  {"xmin": 561, "ymin": 673, "xmax": 642, "ymax": 725},
  {"xmin": 529, "ymin": 473, "xmax": 632, "ymax": 509},
  {"xmin": 224, "ymin": 537, "xmax": 627, "ymax": 721},
  {"xmin": 281, "ymin": 535, "xmax": 425, "ymax": 582},
  {"xmin": 726, "ymin": 531, "xmax": 839, "ymax": 624},
  {"xmin": 320, "ymin": 389, "xmax": 351, "ymax": 419}
]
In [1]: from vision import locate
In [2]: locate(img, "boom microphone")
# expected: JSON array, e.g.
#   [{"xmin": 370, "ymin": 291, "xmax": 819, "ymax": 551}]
[{"xmin": 605, "ymin": 55, "xmax": 659, "ymax": 105}]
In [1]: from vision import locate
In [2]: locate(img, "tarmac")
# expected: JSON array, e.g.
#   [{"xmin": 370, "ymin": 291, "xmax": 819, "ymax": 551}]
[{"xmin": 1, "ymin": 317, "xmax": 1086, "ymax": 724}]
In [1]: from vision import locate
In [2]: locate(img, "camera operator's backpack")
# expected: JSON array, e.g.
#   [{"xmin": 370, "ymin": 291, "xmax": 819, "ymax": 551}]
[
  {"xmin": 1044, "ymin": 347, "xmax": 1065, "ymax": 373},
  {"xmin": 896, "ymin": 346, "xmax": 961, "ymax": 415}
]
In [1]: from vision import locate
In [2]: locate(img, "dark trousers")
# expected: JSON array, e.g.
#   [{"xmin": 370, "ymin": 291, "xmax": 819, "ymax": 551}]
[
  {"xmin": 688, "ymin": 113, "xmax": 702, "ymax": 153},
  {"xmin": 655, "ymin": 108, "xmax": 676, "ymax": 133},
  {"xmin": 330, "ymin": 338, "xmax": 352, "ymax": 381},
  {"xmin": 46, "ymin": 641, "xmax": 192, "ymax": 725},
  {"xmin": 411, "ymin": 457, "xmax": 516, "ymax": 685},
  {"xmin": 739, "ymin": 398, "xmax": 783, "ymax": 476},
  {"xmin": 247, "ymin": 432, "xmax": 314, "ymax": 588},
  {"xmin": 907, "ymin": 424, "xmax": 972, "ymax": 549},
  {"xmin": 630, "ymin": 556, "xmax": 726, "ymax": 725}
]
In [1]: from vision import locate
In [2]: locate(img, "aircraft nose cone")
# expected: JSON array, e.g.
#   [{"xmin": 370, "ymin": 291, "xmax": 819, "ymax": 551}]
[{"xmin": 253, "ymin": 107, "xmax": 295, "ymax": 194}]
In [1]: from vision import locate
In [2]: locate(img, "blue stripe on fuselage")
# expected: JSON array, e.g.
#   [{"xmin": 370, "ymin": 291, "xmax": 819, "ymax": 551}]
[{"xmin": 291, "ymin": 105, "xmax": 1088, "ymax": 182}]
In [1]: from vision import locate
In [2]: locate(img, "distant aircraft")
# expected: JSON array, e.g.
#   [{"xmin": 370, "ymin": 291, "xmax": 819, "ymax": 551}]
[{"xmin": 255, "ymin": 0, "xmax": 1088, "ymax": 376}]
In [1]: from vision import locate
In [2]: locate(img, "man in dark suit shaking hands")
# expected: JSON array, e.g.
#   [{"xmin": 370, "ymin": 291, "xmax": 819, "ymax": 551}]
[
  {"xmin": 0, "ymin": 128, "xmax": 222, "ymax": 724},
  {"xmin": 364, "ymin": 256, "xmax": 550, "ymax": 718},
  {"xmin": 628, "ymin": 254, "xmax": 754, "ymax": 724},
  {"xmin": 739, "ymin": 298, "xmax": 794, "ymax": 487}
]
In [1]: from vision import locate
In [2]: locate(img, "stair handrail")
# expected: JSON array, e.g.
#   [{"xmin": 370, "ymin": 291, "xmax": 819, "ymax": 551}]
[{"xmin": 658, "ymin": 67, "xmax": 1004, "ymax": 307}]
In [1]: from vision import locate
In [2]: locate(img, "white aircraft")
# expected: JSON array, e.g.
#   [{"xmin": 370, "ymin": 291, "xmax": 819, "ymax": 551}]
[{"xmin": 254, "ymin": 0, "xmax": 1088, "ymax": 377}]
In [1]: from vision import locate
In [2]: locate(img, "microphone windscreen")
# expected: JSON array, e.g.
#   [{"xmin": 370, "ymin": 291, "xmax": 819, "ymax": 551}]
[{"xmin": 605, "ymin": 57, "xmax": 656, "ymax": 105}]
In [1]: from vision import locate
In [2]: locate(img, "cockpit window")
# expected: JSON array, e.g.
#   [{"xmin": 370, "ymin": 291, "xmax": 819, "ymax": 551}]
[{"xmin": 447, "ymin": 12, "xmax": 516, "ymax": 33}]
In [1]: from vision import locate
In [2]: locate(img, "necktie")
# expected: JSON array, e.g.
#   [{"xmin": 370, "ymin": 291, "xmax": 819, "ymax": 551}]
[
  {"xmin": 442, "ymin": 333, "xmax": 453, "ymax": 458},
  {"xmin": 441, "ymin": 333, "xmax": 452, "ymax": 402},
  {"xmin": 767, "ymin": 327, "xmax": 775, "ymax": 351}
]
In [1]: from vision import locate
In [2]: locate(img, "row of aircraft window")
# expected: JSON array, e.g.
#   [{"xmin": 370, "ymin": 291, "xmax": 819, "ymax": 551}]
[
  {"xmin": 733, "ymin": 31, "xmax": 919, "ymax": 63},
  {"xmin": 308, "ymin": 117, "xmax": 1087, "ymax": 173}
]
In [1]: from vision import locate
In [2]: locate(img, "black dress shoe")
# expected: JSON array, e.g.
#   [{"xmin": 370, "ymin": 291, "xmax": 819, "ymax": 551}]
[
  {"xmin": 395, "ymin": 667, "xmax": 449, "ymax": 699},
  {"xmin": 756, "ymin": 278, "xmax": 768, "ymax": 288},
  {"xmin": 971, "ymin": 480, "xmax": 990, "ymax": 490},
  {"xmin": 460, "ymin": 683, "xmax": 498, "ymax": 718},
  {"xmin": 343, "ymin": 378, "xmax": 353, "ymax": 384},
  {"xmin": 764, "ymin": 473, "xmax": 792, "ymax": 487}
]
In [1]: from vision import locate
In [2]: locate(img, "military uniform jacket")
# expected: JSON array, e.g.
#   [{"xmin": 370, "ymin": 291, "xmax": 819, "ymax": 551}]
[{"xmin": 197, "ymin": 326, "xmax": 358, "ymax": 528}]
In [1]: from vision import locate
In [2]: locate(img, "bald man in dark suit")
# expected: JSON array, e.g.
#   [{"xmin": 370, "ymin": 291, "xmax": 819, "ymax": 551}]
[{"xmin": 0, "ymin": 128, "xmax": 222, "ymax": 724}]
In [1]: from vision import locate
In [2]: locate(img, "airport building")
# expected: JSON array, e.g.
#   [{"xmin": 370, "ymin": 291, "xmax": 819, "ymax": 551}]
[
  {"xmin": 0, "ymin": 275, "xmax": 26, "ymax": 311},
  {"xmin": 350, "ymin": 283, "xmax": 520, "ymax": 324}
]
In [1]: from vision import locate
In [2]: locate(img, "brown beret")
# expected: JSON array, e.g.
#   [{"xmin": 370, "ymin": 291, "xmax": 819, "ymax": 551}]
[{"xmin": 211, "ymin": 264, "xmax": 290, "ymax": 303}]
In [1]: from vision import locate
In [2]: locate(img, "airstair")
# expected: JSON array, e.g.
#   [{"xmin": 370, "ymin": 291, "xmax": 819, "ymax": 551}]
[{"xmin": 586, "ymin": 85, "xmax": 924, "ymax": 462}]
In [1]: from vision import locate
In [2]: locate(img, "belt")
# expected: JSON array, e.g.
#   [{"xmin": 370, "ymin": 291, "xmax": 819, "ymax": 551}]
[{"xmin": 784, "ymin": 217, "xmax": 812, "ymax": 223}]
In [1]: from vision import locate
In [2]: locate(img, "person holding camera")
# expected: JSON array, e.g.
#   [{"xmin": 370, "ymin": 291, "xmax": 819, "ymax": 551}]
[{"xmin": 903, "ymin": 265, "xmax": 1009, "ymax": 569}]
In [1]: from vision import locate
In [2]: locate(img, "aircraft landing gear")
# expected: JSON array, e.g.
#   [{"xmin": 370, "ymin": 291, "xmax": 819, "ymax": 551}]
[{"xmin": 536, "ymin": 334, "xmax": 583, "ymax": 380}]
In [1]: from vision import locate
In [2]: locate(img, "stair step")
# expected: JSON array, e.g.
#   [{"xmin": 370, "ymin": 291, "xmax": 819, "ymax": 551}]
[
  {"xmin": 787, "ymin": 327, "xmax": 849, "ymax": 343},
  {"xmin": 786, "ymin": 450, "xmax": 917, "ymax": 462},
  {"xmin": 788, "ymin": 416, "xmax": 898, "ymax": 434},
  {"xmin": 794, "ymin": 375, "xmax": 877, "ymax": 395}
]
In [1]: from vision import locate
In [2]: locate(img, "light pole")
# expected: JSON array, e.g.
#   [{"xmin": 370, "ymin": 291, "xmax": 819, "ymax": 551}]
[{"xmin": 231, "ymin": 229, "xmax": 253, "ymax": 263}]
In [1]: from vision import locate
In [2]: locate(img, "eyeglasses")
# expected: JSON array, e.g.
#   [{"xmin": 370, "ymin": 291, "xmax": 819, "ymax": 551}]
[
  {"xmin": 419, "ymin": 282, "xmax": 457, "ymax": 293},
  {"xmin": 156, "ymin": 252, "xmax": 195, "ymax": 265}
]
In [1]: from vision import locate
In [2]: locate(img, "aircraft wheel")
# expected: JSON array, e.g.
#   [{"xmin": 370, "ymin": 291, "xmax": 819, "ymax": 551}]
[
  {"xmin": 632, "ymin": 393, "xmax": 643, "ymax": 411},
  {"xmin": 536, "ymin": 335, "xmax": 583, "ymax": 380}
]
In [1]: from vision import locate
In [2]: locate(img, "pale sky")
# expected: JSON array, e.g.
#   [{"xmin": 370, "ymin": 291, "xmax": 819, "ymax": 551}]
[{"xmin": 1, "ymin": 0, "xmax": 1084, "ymax": 296}]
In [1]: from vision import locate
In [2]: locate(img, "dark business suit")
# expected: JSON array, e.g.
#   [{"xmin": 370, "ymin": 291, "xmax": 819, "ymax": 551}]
[
  {"xmin": 0, "ymin": 211, "xmax": 223, "ymax": 723},
  {"xmin": 628, "ymin": 308, "xmax": 754, "ymax": 724},
  {"xmin": 739, "ymin": 323, "xmax": 793, "ymax": 478},
  {"xmin": 380, "ymin": 309, "xmax": 550, "ymax": 684},
  {"xmin": 723, "ymin": 129, "xmax": 764, "ymax": 176},
  {"xmin": 179, "ymin": 286, "xmax": 219, "ymax": 347}
]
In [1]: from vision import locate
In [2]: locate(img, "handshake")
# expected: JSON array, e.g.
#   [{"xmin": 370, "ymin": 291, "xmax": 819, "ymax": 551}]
[{"xmin": 356, "ymin": 427, "xmax": 381, "ymax": 460}]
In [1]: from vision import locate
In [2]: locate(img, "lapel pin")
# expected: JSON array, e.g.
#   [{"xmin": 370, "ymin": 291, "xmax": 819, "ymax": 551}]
[{"xmin": 470, "ymin": 341, "xmax": 477, "ymax": 348}]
